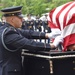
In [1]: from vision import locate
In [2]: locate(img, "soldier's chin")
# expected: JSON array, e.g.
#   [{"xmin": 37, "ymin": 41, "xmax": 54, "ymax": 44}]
[
  {"xmin": 16, "ymin": 26, "xmax": 22, "ymax": 28},
  {"xmin": 18, "ymin": 24, "xmax": 22, "ymax": 28},
  {"xmin": 20, "ymin": 24, "xmax": 22, "ymax": 27}
]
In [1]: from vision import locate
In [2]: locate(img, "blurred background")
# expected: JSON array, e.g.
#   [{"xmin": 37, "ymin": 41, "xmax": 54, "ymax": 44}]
[{"xmin": 0, "ymin": 0, "xmax": 74, "ymax": 17}]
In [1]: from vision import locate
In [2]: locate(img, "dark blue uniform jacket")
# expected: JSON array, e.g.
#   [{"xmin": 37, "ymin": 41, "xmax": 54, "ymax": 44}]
[{"xmin": 0, "ymin": 23, "xmax": 51, "ymax": 75}]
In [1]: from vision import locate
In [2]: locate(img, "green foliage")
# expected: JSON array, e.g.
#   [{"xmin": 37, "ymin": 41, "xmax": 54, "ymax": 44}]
[{"xmin": 0, "ymin": 0, "xmax": 73, "ymax": 16}]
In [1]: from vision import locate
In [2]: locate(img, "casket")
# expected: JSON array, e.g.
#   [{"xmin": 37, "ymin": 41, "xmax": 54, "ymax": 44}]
[{"xmin": 22, "ymin": 50, "xmax": 75, "ymax": 75}]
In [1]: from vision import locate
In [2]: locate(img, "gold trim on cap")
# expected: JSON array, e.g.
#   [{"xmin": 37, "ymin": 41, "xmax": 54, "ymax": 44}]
[{"xmin": 3, "ymin": 10, "xmax": 21, "ymax": 14}]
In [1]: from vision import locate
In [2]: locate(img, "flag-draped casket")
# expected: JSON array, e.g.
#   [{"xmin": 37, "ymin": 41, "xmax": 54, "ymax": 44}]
[
  {"xmin": 48, "ymin": 1, "xmax": 75, "ymax": 51},
  {"xmin": 48, "ymin": 1, "xmax": 75, "ymax": 75}
]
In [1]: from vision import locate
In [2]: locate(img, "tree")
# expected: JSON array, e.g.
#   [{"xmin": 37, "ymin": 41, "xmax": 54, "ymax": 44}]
[{"xmin": 0, "ymin": 0, "xmax": 73, "ymax": 16}]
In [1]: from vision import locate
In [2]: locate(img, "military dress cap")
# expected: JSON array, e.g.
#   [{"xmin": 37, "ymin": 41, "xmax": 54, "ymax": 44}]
[{"xmin": 1, "ymin": 6, "xmax": 24, "ymax": 18}]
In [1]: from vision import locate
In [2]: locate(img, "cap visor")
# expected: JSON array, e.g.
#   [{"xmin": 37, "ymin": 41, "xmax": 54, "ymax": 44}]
[{"xmin": 18, "ymin": 14, "xmax": 24, "ymax": 18}]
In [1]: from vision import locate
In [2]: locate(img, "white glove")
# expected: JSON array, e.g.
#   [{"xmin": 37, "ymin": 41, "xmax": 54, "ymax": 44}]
[
  {"xmin": 53, "ymin": 36, "xmax": 63, "ymax": 47},
  {"xmin": 46, "ymin": 32, "xmax": 61, "ymax": 39},
  {"xmin": 47, "ymin": 29, "xmax": 61, "ymax": 39}
]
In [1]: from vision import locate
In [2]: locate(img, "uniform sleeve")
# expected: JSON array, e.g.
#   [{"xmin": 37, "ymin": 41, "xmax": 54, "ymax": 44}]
[
  {"xmin": 4, "ymin": 29, "xmax": 51, "ymax": 52},
  {"xmin": 19, "ymin": 29, "xmax": 46, "ymax": 39}
]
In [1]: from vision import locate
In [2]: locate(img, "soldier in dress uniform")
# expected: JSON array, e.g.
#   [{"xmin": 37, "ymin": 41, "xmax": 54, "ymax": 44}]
[
  {"xmin": 0, "ymin": 15, "xmax": 6, "ymax": 26},
  {"xmin": 0, "ymin": 16, "xmax": 5, "ymax": 27},
  {"xmin": 21, "ymin": 18, "xmax": 28, "ymax": 30},
  {"xmin": 0, "ymin": 6, "xmax": 57, "ymax": 75},
  {"xmin": 40, "ymin": 14, "xmax": 50, "ymax": 43},
  {"xmin": 25, "ymin": 20, "xmax": 31, "ymax": 29},
  {"xmin": 30, "ymin": 19, "xmax": 34, "ymax": 30},
  {"xmin": 25, "ymin": 14, "xmax": 35, "ymax": 30},
  {"xmin": 35, "ymin": 15, "xmax": 42, "ymax": 32},
  {"xmin": 40, "ymin": 14, "xmax": 48, "ymax": 32},
  {"xmin": 38, "ymin": 20, "xmax": 42, "ymax": 32},
  {"xmin": 43, "ymin": 20, "xmax": 48, "ymax": 32},
  {"xmin": 35, "ymin": 17, "xmax": 40, "ymax": 31}
]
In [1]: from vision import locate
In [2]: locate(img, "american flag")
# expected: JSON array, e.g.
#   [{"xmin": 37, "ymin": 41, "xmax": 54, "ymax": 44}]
[{"xmin": 48, "ymin": 1, "xmax": 75, "ymax": 51}]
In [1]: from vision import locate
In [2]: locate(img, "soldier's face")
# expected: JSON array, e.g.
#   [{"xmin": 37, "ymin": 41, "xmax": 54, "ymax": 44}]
[{"xmin": 12, "ymin": 16, "xmax": 23, "ymax": 28}]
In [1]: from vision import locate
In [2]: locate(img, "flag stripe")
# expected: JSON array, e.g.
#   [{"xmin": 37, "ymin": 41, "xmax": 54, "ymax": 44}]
[
  {"xmin": 62, "ymin": 23, "xmax": 75, "ymax": 38},
  {"xmin": 55, "ymin": 2, "xmax": 73, "ymax": 30},
  {"xmin": 63, "ymin": 2, "xmax": 75, "ymax": 28}
]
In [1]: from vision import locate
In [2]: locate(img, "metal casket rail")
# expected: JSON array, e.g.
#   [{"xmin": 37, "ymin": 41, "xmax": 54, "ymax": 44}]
[
  {"xmin": 22, "ymin": 50, "xmax": 75, "ymax": 75},
  {"xmin": 22, "ymin": 50, "xmax": 75, "ymax": 59}
]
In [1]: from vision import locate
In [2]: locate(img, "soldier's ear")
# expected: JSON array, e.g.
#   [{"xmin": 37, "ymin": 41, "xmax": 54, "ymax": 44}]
[
  {"xmin": 11, "ymin": 16, "xmax": 15, "ymax": 21},
  {"xmin": 11, "ymin": 18, "xmax": 13, "ymax": 20},
  {"xmin": 10, "ymin": 17, "xmax": 14, "ymax": 23}
]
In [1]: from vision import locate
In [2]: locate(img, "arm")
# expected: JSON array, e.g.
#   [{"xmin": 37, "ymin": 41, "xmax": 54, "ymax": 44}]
[
  {"xmin": 4, "ymin": 28, "xmax": 53, "ymax": 52},
  {"xmin": 19, "ymin": 29, "xmax": 47, "ymax": 39}
]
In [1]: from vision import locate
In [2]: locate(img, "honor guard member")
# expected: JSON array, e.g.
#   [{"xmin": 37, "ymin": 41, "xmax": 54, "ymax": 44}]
[
  {"xmin": 35, "ymin": 18, "xmax": 40, "ymax": 31},
  {"xmin": 43, "ymin": 19, "xmax": 48, "ymax": 32},
  {"xmin": 30, "ymin": 19, "xmax": 34, "ymax": 31},
  {"xmin": 25, "ymin": 14, "xmax": 34, "ymax": 30},
  {"xmin": 34, "ymin": 17, "xmax": 42, "ymax": 42},
  {"xmin": 21, "ymin": 19, "xmax": 28, "ymax": 30},
  {"xmin": 40, "ymin": 14, "xmax": 48, "ymax": 32},
  {"xmin": 25, "ymin": 20, "xmax": 31, "ymax": 30},
  {"xmin": 25, "ymin": 20, "xmax": 34, "ymax": 30},
  {"xmin": 0, "ymin": 6, "xmax": 58, "ymax": 75},
  {"xmin": 38, "ymin": 20, "xmax": 42, "ymax": 32},
  {"xmin": 35, "ymin": 15, "xmax": 42, "ymax": 32},
  {"xmin": 1, "ymin": 15, "xmax": 6, "ymax": 25}
]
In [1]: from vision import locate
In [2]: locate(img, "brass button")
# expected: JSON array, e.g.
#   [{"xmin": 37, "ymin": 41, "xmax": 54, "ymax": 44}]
[
  {"xmin": 73, "ymin": 61, "xmax": 75, "ymax": 63},
  {"xmin": 42, "ymin": 66, "xmax": 44, "ymax": 68},
  {"xmin": 14, "ymin": 69, "xmax": 17, "ymax": 71}
]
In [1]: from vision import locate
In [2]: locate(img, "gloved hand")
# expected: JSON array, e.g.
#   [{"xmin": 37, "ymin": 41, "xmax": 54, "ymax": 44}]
[
  {"xmin": 53, "ymin": 36, "xmax": 63, "ymax": 47},
  {"xmin": 46, "ymin": 31, "xmax": 61, "ymax": 39}
]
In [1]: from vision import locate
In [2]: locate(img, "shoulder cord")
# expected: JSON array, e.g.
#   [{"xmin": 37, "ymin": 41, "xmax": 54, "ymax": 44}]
[{"xmin": 1, "ymin": 27, "xmax": 18, "ymax": 52}]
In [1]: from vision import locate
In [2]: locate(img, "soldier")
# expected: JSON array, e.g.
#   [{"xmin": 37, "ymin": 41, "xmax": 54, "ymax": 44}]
[
  {"xmin": 34, "ymin": 16, "xmax": 41, "ymax": 42},
  {"xmin": 25, "ymin": 14, "xmax": 35, "ymax": 30},
  {"xmin": 21, "ymin": 18, "xmax": 28, "ymax": 30},
  {"xmin": 30, "ymin": 19, "xmax": 34, "ymax": 31},
  {"xmin": 1, "ymin": 15, "xmax": 6, "ymax": 25},
  {"xmin": 40, "ymin": 14, "xmax": 48, "ymax": 32},
  {"xmin": 35, "ymin": 15, "xmax": 41, "ymax": 31},
  {"xmin": 0, "ymin": 6, "xmax": 59, "ymax": 75}
]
